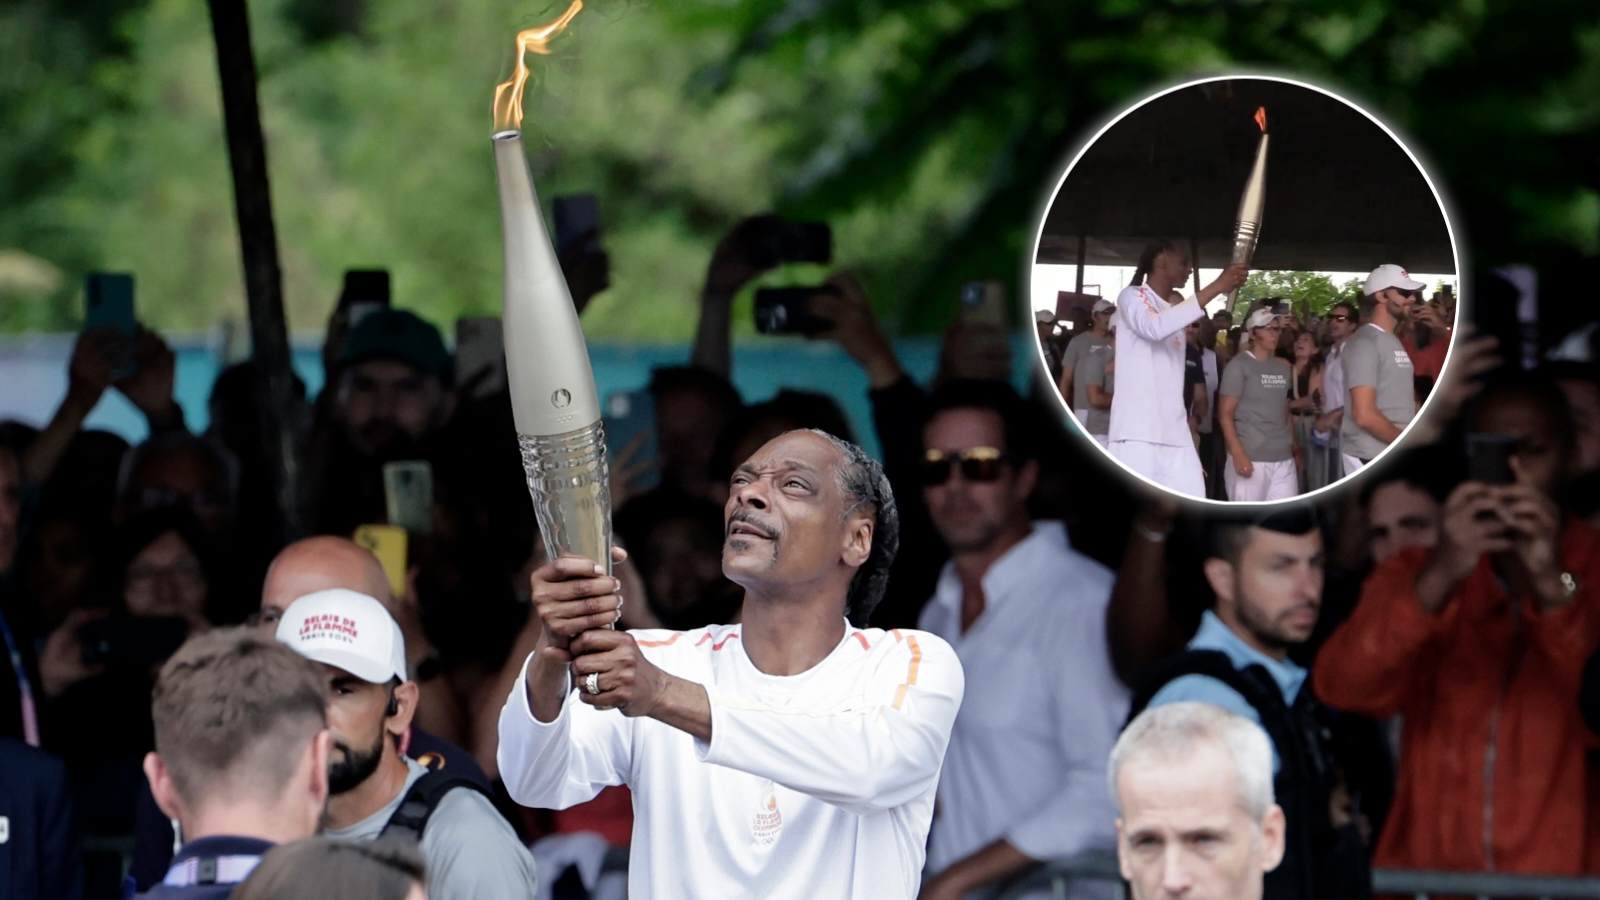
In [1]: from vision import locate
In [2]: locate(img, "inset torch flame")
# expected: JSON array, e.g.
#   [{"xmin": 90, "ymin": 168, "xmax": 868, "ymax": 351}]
[
  {"xmin": 1254, "ymin": 105, "xmax": 1268, "ymax": 134},
  {"xmin": 491, "ymin": 0, "xmax": 584, "ymax": 133}
]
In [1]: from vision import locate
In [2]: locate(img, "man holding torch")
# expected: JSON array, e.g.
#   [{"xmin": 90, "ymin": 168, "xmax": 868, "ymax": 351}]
[
  {"xmin": 497, "ymin": 429, "xmax": 964, "ymax": 898},
  {"xmin": 1107, "ymin": 243, "xmax": 1247, "ymax": 496}
]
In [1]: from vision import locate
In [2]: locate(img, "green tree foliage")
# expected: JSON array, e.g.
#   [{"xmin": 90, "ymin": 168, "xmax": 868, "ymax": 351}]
[
  {"xmin": 1, "ymin": 1, "xmax": 1596, "ymax": 338},
  {"xmin": 1234, "ymin": 270, "xmax": 1361, "ymax": 319}
]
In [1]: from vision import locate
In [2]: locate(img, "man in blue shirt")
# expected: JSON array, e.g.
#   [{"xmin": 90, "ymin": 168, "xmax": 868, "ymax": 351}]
[{"xmin": 136, "ymin": 627, "xmax": 331, "ymax": 899}]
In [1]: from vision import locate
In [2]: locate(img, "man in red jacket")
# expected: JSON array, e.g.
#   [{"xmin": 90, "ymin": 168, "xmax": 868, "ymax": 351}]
[{"xmin": 1315, "ymin": 371, "xmax": 1600, "ymax": 876}]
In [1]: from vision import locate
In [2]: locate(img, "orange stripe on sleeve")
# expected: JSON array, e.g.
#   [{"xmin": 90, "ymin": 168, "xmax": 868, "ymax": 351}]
[
  {"xmin": 636, "ymin": 633, "xmax": 683, "ymax": 648},
  {"xmin": 891, "ymin": 635, "xmax": 923, "ymax": 711}
]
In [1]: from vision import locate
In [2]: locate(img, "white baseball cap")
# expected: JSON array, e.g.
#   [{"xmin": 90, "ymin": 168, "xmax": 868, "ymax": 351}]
[
  {"xmin": 1091, "ymin": 298, "xmax": 1116, "ymax": 314},
  {"xmin": 1035, "ymin": 309, "xmax": 1056, "ymax": 324},
  {"xmin": 1363, "ymin": 264, "xmax": 1425, "ymax": 296},
  {"xmin": 275, "ymin": 588, "xmax": 407, "ymax": 684},
  {"xmin": 1245, "ymin": 308, "xmax": 1279, "ymax": 330}
]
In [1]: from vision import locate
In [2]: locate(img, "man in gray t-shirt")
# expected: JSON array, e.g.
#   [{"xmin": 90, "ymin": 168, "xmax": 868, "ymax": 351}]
[
  {"xmin": 324, "ymin": 756, "xmax": 534, "ymax": 900},
  {"xmin": 277, "ymin": 590, "xmax": 540, "ymax": 900},
  {"xmin": 1057, "ymin": 299, "xmax": 1115, "ymax": 438},
  {"xmin": 1218, "ymin": 309, "xmax": 1298, "ymax": 501},
  {"xmin": 1341, "ymin": 264, "xmax": 1422, "ymax": 473}
]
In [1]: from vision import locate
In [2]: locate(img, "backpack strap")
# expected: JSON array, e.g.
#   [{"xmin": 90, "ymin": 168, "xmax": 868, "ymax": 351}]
[
  {"xmin": 379, "ymin": 771, "xmax": 490, "ymax": 844},
  {"xmin": 1126, "ymin": 649, "xmax": 1288, "ymax": 730}
]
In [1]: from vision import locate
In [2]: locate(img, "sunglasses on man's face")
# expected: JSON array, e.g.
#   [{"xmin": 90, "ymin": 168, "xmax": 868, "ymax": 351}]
[
  {"xmin": 1329, "ymin": 313, "xmax": 1353, "ymax": 322},
  {"xmin": 921, "ymin": 446, "xmax": 1010, "ymax": 485}
]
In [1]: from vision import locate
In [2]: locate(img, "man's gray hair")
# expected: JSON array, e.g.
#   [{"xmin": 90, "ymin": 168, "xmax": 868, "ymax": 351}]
[
  {"xmin": 802, "ymin": 428, "xmax": 897, "ymax": 625},
  {"xmin": 1109, "ymin": 702, "xmax": 1275, "ymax": 819}
]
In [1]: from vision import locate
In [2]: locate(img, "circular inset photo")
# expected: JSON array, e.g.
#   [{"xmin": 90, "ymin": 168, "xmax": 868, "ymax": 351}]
[{"xmin": 1031, "ymin": 75, "xmax": 1459, "ymax": 505}]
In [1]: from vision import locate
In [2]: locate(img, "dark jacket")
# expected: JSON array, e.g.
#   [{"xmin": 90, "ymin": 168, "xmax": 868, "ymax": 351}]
[
  {"xmin": 1128, "ymin": 650, "xmax": 1372, "ymax": 900},
  {"xmin": 0, "ymin": 738, "xmax": 85, "ymax": 900}
]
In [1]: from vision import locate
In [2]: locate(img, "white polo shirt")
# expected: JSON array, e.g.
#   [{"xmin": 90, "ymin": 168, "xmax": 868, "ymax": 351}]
[
  {"xmin": 919, "ymin": 522, "xmax": 1126, "ymax": 899},
  {"xmin": 497, "ymin": 622, "xmax": 964, "ymax": 899},
  {"xmin": 1322, "ymin": 339, "xmax": 1347, "ymax": 414},
  {"xmin": 1108, "ymin": 285, "xmax": 1206, "ymax": 446}
]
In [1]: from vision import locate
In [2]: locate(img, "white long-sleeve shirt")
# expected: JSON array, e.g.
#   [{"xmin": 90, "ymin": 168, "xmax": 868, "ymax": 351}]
[
  {"xmin": 919, "ymin": 522, "xmax": 1126, "ymax": 900},
  {"xmin": 1107, "ymin": 285, "xmax": 1206, "ymax": 446},
  {"xmin": 497, "ymin": 623, "xmax": 964, "ymax": 899}
]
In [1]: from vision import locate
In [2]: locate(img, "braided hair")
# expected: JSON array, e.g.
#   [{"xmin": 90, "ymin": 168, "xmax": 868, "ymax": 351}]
[
  {"xmin": 1130, "ymin": 239, "xmax": 1178, "ymax": 287},
  {"xmin": 803, "ymin": 429, "xmax": 898, "ymax": 626}
]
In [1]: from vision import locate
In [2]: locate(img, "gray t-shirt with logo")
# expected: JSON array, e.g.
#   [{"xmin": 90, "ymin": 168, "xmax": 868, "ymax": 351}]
[
  {"xmin": 1339, "ymin": 324, "xmax": 1416, "ymax": 460},
  {"xmin": 1062, "ymin": 331, "xmax": 1114, "ymax": 434},
  {"xmin": 1220, "ymin": 351, "xmax": 1293, "ymax": 462},
  {"xmin": 324, "ymin": 757, "xmax": 539, "ymax": 900}
]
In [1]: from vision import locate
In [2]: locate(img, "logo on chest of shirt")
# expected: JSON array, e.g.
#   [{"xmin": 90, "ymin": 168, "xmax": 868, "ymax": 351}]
[
  {"xmin": 752, "ymin": 782, "xmax": 783, "ymax": 846},
  {"xmin": 1393, "ymin": 350, "xmax": 1413, "ymax": 368},
  {"xmin": 1258, "ymin": 372, "xmax": 1288, "ymax": 389}
]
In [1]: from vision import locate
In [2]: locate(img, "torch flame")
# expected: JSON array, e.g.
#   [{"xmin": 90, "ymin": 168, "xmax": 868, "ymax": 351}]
[
  {"xmin": 492, "ymin": 0, "xmax": 584, "ymax": 133},
  {"xmin": 1253, "ymin": 106, "xmax": 1268, "ymax": 133}
]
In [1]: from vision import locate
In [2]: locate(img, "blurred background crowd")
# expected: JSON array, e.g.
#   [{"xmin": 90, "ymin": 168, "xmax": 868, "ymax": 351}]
[{"xmin": 2, "ymin": 1, "xmax": 1598, "ymax": 898}]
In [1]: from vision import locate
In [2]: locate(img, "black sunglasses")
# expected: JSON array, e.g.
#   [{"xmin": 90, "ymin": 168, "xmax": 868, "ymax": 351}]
[{"xmin": 921, "ymin": 447, "xmax": 1010, "ymax": 485}]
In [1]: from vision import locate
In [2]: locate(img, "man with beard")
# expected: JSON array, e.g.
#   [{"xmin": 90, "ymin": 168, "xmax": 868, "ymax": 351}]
[
  {"xmin": 1340, "ymin": 266, "xmax": 1421, "ymax": 475},
  {"xmin": 135, "ymin": 627, "xmax": 330, "ymax": 899},
  {"xmin": 308, "ymin": 309, "xmax": 455, "ymax": 534},
  {"xmin": 128, "ymin": 536, "xmax": 488, "ymax": 892},
  {"xmin": 913, "ymin": 382, "xmax": 1125, "ymax": 900},
  {"xmin": 1127, "ymin": 507, "xmax": 1369, "ymax": 900},
  {"xmin": 277, "ymin": 589, "xmax": 538, "ymax": 900},
  {"xmin": 497, "ymin": 429, "xmax": 964, "ymax": 899}
]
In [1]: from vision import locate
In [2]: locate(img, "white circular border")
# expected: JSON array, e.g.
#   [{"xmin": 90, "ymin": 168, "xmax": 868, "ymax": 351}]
[{"xmin": 1024, "ymin": 70, "xmax": 1467, "ymax": 509}]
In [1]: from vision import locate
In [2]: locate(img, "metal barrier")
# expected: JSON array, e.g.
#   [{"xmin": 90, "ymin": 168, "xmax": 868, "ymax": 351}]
[{"xmin": 993, "ymin": 852, "xmax": 1600, "ymax": 900}]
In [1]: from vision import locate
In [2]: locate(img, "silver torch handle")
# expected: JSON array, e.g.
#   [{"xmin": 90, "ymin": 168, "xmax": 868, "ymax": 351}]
[{"xmin": 518, "ymin": 423, "xmax": 613, "ymax": 575}]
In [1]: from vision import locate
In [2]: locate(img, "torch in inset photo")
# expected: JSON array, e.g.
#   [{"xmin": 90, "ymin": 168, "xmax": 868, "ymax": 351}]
[
  {"xmin": 1227, "ymin": 106, "xmax": 1269, "ymax": 315},
  {"xmin": 490, "ymin": 1, "xmax": 613, "ymax": 575}
]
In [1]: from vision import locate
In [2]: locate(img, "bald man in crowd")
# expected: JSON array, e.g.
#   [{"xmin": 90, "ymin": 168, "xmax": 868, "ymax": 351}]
[
  {"xmin": 128, "ymin": 537, "xmax": 487, "ymax": 892},
  {"xmin": 257, "ymin": 536, "xmax": 484, "ymax": 779}
]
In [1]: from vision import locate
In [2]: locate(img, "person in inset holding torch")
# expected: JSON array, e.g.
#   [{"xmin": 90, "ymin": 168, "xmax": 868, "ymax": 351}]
[
  {"xmin": 1107, "ymin": 246, "xmax": 1247, "ymax": 496},
  {"xmin": 1108, "ymin": 106, "xmax": 1266, "ymax": 498}
]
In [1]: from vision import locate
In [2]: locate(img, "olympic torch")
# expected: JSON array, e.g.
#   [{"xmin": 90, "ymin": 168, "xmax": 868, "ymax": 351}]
[
  {"xmin": 1227, "ymin": 106, "xmax": 1269, "ymax": 317},
  {"xmin": 491, "ymin": 1, "xmax": 612, "ymax": 576}
]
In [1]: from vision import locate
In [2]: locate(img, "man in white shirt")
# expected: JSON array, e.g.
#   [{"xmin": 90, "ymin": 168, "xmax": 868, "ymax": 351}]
[
  {"xmin": 1108, "ymin": 240, "xmax": 1246, "ymax": 497},
  {"xmin": 1311, "ymin": 301, "xmax": 1358, "ymax": 488},
  {"xmin": 498, "ymin": 429, "xmax": 964, "ymax": 899},
  {"xmin": 913, "ymin": 382, "xmax": 1126, "ymax": 900}
]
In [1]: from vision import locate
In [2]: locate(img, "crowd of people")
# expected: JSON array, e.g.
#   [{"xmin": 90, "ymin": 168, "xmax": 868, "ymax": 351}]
[
  {"xmin": 1046, "ymin": 247, "xmax": 1463, "ymax": 502},
  {"xmin": 0, "ymin": 212, "xmax": 1596, "ymax": 899}
]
